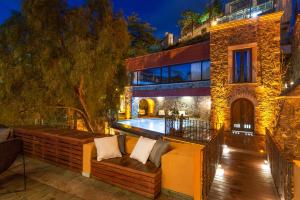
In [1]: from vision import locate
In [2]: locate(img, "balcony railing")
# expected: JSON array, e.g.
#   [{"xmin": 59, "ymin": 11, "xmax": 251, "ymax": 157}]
[
  {"xmin": 218, "ymin": 0, "xmax": 274, "ymax": 24},
  {"xmin": 165, "ymin": 116, "xmax": 222, "ymax": 143},
  {"xmin": 266, "ymin": 129, "xmax": 294, "ymax": 200},
  {"xmin": 202, "ymin": 126, "xmax": 224, "ymax": 199}
]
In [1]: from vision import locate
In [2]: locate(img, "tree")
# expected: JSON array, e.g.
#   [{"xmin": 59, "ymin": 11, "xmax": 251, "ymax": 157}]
[
  {"xmin": 207, "ymin": 0, "xmax": 223, "ymax": 20},
  {"xmin": 0, "ymin": 0, "xmax": 130, "ymax": 132},
  {"xmin": 178, "ymin": 10, "xmax": 201, "ymax": 37},
  {"xmin": 127, "ymin": 13, "xmax": 160, "ymax": 57},
  {"xmin": 178, "ymin": 1, "xmax": 223, "ymax": 37}
]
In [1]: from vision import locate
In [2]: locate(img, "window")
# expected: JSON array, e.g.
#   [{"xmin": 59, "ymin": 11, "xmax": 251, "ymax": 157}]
[
  {"xmin": 130, "ymin": 60, "xmax": 210, "ymax": 85},
  {"xmin": 170, "ymin": 63, "xmax": 191, "ymax": 82},
  {"xmin": 138, "ymin": 68, "xmax": 161, "ymax": 85},
  {"xmin": 233, "ymin": 49, "xmax": 252, "ymax": 83},
  {"xmin": 170, "ymin": 62, "xmax": 202, "ymax": 83},
  {"xmin": 161, "ymin": 67, "xmax": 169, "ymax": 83},
  {"xmin": 202, "ymin": 61, "xmax": 210, "ymax": 80},
  {"xmin": 131, "ymin": 72, "xmax": 138, "ymax": 85}
]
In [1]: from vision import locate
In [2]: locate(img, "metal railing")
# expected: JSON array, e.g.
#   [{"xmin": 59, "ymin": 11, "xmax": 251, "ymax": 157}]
[
  {"xmin": 165, "ymin": 116, "xmax": 222, "ymax": 143},
  {"xmin": 202, "ymin": 126, "xmax": 224, "ymax": 200},
  {"xmin": 266, "ymin": 129, "xmax": 294, "ymax": 200},
  {"xmin": 218, "ymin": 0, "xmax": 274, "ymax": 24}
]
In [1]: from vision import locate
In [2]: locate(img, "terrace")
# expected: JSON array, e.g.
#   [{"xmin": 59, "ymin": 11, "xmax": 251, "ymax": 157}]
[{"xmin": 1, "ymin": 1, "xmax": 300, "ymax": 200}]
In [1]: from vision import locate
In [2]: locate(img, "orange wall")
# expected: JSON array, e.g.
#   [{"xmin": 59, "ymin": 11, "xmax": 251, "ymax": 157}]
[{"xmin": 82, "ymin": 134, "xmax": 205, "ymax": 199}]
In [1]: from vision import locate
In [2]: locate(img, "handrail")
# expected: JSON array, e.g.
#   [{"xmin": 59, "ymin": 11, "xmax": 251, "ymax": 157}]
[
  {"xmin": 202, "ymin": 126, "xmax": 224, "ymax": 200},
  {"xmin": 266, "ymin": 129, "xmax": 294, "ymax": 200}
]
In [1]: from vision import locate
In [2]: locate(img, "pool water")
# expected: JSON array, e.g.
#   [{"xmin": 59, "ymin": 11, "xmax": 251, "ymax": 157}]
[{"xmin": 118, "ymin": 118, "xmax": 166, "ymax": 134}]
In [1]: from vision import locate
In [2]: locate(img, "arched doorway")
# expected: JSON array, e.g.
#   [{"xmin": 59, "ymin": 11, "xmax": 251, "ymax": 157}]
[
  {"xmin": 231, "ymin": 98, "xmax": 254, "ymax": 133},
  {"xmin": 138, "ymin": 98, "xmax": 155, "ymax": 117}
]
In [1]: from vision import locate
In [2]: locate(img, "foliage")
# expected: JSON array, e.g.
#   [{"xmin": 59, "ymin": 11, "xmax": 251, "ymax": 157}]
[
  {"xmin": 127, "ymin": 13, "xmax": 160, "ymax": 57},
  {"xmin": 0, "ymin": 0, "xmax": 130, "ymax": 132},
  {"xmin": 178, "ymin": 10, "xmax": 202, "ymax": 36},
  {"xmin": 178, "ymin": 0, "xmax": 223, "ymax": 36}
]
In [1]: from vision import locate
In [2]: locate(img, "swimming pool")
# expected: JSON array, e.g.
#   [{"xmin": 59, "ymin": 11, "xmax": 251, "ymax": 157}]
[{"xmin": 117, "ymin": 118, "xmax": 166, "ymax": 134}]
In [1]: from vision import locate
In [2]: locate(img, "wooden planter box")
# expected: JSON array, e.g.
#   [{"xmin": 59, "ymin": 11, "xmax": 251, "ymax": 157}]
[{"xmin": 14, "ymin": 127, "xmax": 95, "ymax": 172}]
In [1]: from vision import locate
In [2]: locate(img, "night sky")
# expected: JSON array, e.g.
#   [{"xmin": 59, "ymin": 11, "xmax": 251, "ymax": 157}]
[{"xmin": 0, "ymin": 0, "xmax": 209, "ymax": 38}]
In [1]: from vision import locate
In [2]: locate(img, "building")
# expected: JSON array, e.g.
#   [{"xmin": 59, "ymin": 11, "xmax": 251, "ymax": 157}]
[
  {"xmin": 122, "ymin": 1, "xmax": 299, "ymax": 136},
  {"xmin": 124, "ymin": 42, "xmax": 211, "ymax": 121}
]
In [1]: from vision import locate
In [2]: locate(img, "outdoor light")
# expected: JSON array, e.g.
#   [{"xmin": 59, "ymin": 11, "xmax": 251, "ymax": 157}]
[
  {"xmin": 284, "ymin": 83, "xmax": 288, "ymax": 89},
  {"xmin": 223, "ymin": 145, "xmax": 230, "ymax": 154},
  {"xmin": 261, "ymin": 163, "xmax": 270, "ymax": 171},
  {"xmin": 156, "ymin": 97, "xmax": 165, "ymax": 102},
  {"xmin": 290, "ymin": 81, "xmax": 294, "ymax": 86},
  {"xmin": 251, "ymin": 11, "xmax": 261, "ymax": 18},
  {"xmin": 211, "ymin": 20, "xmax": 217, "ymax": 26},
  {"xmin": 259, "ymin": 149, "xmax": 264, "ymax": 153},
  {"xmin": 216, "ymin": 164, "xmax": 224, "ymax": 176}
]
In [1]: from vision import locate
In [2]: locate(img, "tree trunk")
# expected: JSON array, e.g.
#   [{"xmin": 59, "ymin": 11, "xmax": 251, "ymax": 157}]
[{"xmin": 77, "ymin": 76, "xmax": 96, "ymax": 133}]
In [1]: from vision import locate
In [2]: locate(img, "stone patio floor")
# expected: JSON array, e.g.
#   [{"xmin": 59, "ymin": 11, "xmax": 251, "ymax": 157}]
[{"xmin": 0, "ymin": 157, "xmax": 190, "ymax": 200}]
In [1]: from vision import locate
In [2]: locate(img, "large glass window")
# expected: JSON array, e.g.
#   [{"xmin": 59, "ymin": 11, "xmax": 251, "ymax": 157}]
[
  {"xmin": 233, "ymin": 49, "xmax": 252, "ymax": 83},
  {"xmin": 191, "ymin": 62, "xmax": 202, "ymax": 81},
  {"xmin": 161, "ymin": 67, "xmax": 169, "ymax": 83},
  {"xmin": 202, "ymin": 61, "xmax": 210, "ymax": 80},
  {"xmin": 170, "ymin": 63, "xmax": 190, "ymax": 82},
  {"xmin": 130, "ymin": 60, "xmax": 210, "ymax": 85},
  {"xmin": 138, "ymin": 68, "xmax": 161, "ymax": 85},
  {"xmin": 170, "ymin": 62, "xmax": 202, "ymax": 83},
  {"xmin": 131, "ymin": 72, "xmax": 138, "ymax": 85}
]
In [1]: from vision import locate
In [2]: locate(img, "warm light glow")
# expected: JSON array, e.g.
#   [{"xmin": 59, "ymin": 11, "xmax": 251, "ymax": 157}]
[
  {"xmin": 290, "ymin": 81, "xmax": 294, "ymax": 86},
  {"xmin": 216, "ymin": 164, "xmax": 224, "ymax": 176},
  {"xmin": 181, "ymin": 96, "xmax": 194, "ymax": 102},
  {"xmin": 211, "ymin": 20, "xmax": 218, "ymax": 26},
  {"xmin": 261, "ymin": 163, "xmax": 270, "ymax": 171},
  {"xmin": 156, "ymin": 97, "xmax": 165, "ymax": 102},
  {"xmin": 285, "ymin": 83, "xmax": 288, "ymax": 89},
  {"xmin": 260, "ymin": 150, "xmax": 264, "ymax": 153},
  {"xmin": 147, "ymin": 99, "xmax": 155, "ymax": 115},
  {"xmin": 223, "ymin": 145, "xmax": 230, "ymax": 154}
]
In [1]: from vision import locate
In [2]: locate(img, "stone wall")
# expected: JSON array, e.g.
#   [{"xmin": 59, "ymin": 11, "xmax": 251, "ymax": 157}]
[
  {"xmin": 131, "ymin": 96, "xmax": 211, "ymax": 120},
  {"xmin": 292, "ymin": 15, "xmax": 300, "ymax": 80},
  {"xmin": 210, "ymin": 12, "xmax": 283, "ymax": 134}
]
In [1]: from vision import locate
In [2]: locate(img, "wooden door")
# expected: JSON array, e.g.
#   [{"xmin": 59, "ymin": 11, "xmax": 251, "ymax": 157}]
[{"xmin": 231, "ymin": 99, "xmax": 254, "ymax": 132}]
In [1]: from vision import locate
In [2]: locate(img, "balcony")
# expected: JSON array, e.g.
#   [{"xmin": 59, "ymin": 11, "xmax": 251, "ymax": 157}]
[{"xmin": 217, "ymin": 0, "xmax": 275, "ymax": 24}]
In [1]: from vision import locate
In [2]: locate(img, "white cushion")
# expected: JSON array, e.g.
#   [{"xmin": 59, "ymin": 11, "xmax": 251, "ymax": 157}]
[
  {"xmin": 130, "ymin": 136, "xmax": 157, "ymax": 164},
  {"xmin": 94, "ymin": 136, "xmax": 122, "ymax": 161},
  {"xmin": 158, "ymin": 110, "xmax": 165, "ymax": 116},
  {"xmin": 0, "ymin": 128, "xmax": 10, "ymax": 143},
  {"xmin": 179, "ymin": 110, "xmax": 186, "ymax": 116}
]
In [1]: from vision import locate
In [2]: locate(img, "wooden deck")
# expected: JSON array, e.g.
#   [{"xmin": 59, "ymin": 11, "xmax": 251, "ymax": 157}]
[
  {"xmin": 208, "ymin": 146, "xmax": 280, "ymax": 200},
  {"xmin": 0, "ymin": 157, "xmax": 190, "ymax": 200}
]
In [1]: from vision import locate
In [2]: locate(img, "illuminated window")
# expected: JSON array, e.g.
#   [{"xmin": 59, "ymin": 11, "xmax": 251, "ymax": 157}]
[
  {"xmin": 233, "ymin": 49, "xmax": 252, "ymax": 83},
  {"xmin": 130, "ymin": 60, "xmax": 210, "ymax": 85}
]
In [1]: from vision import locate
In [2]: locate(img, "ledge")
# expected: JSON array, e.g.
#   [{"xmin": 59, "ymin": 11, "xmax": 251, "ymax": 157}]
[{"xmin": 226, "ymin": 82, "xmax": 258, "ymax": 87}]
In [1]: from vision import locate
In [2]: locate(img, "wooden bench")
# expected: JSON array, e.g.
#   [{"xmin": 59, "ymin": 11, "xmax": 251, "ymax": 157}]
[{"xmin": 91, "ymin": 155, "xmax": 161, "ymax": 199}]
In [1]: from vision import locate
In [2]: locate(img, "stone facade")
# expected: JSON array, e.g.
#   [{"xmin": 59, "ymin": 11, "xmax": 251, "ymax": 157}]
[
  {"xmin": 210, "ymin": 12, "xmax": 283, "ymax": 134},
  {"xmin": 292, "ymin": 15, "xmax": 300, "ymax": 80},
  {"xmin": 130, "ymin": 96, "xmax": 211, "ymax": 120}
]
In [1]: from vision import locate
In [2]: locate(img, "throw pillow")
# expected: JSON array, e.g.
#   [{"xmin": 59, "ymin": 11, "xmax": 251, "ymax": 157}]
[
  {"xmin": 0, "ymin": 128, "xmax": 11, "ymax": 143},
  {"xmin": 130, "ymin": 136, "xmax": 156, "ymax": 164},
  {"xmin": 149, "ymin": 138, "xmax": 170, "ymax": 167},
  {"xmin": 117, "ymin": 134, "xmax": 126, "ymax": 155},
  {"xmin": 94, "ymin": 135, "xmax": 122, "ymax": 161}
]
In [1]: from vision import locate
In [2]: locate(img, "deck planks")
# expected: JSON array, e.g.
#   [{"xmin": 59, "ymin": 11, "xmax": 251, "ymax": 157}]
[{"xmin": 208, "ymin": 146, "xmax": 280, "ymax": 200}]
